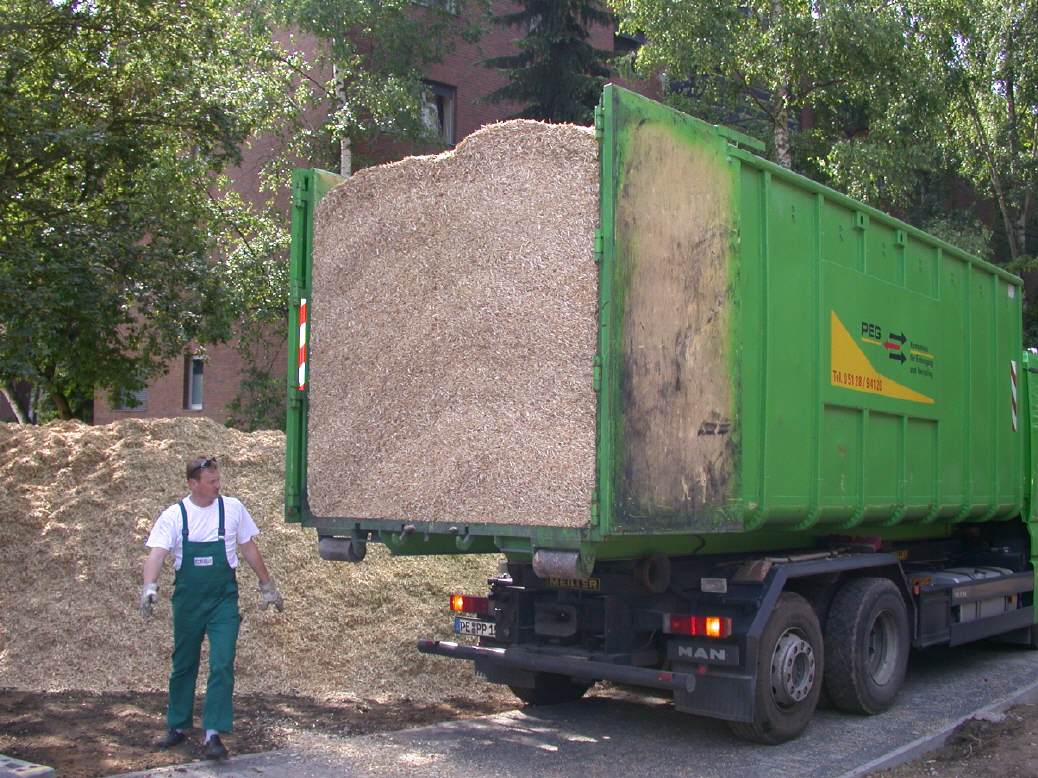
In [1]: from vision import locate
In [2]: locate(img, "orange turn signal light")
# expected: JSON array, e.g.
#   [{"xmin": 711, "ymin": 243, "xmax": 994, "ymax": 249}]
[
  {"xmin": 449, "ymin": 593, "xmax": 489, "ymax": 615},
  {"xmin": 665, "ymin": 614, "xmax": 732, "ymax": 639}
]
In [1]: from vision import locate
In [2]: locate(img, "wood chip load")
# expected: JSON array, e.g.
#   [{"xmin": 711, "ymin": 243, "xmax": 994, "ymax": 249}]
[{"xmin": 308, "ymin": 120, "xmax": 599, "ymax": 527}]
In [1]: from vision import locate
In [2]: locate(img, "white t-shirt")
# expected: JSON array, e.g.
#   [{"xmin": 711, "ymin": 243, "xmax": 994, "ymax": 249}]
[{"xmin": 146, "ymin": 495, "xmax": 259, "ymax": 570}]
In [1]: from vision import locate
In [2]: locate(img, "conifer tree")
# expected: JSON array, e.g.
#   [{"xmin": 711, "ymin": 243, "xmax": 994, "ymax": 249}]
[{"xmin": 484, "ymin": 0, "xmax": 613, "ymax": 124}]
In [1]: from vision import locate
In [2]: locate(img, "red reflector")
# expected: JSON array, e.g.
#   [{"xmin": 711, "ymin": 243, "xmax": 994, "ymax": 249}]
[
  {"xmin": 668, "ymin": 614, "xmax": 694, "ymax": 635},
  {"xmin": 449, "ymin": 594, "xmax": 489, "ymax": 615},
  {"xmin": 665, "ymin": 614, "xmax": 732, "ymax": 639}
]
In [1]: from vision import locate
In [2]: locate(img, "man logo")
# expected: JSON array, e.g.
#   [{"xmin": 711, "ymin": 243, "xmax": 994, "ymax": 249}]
[
  {"xmin": 679, "ymin": 646, "xmax": 728, "ymax": 662},
  {"xmin": 669, "ymin": 642, "xmax": 739, "ymax": 666}
]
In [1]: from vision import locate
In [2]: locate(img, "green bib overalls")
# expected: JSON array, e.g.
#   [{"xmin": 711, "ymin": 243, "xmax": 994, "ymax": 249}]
[{"xmin": 167, "ymin": 496, "xmax": 240, "ymax": 733}]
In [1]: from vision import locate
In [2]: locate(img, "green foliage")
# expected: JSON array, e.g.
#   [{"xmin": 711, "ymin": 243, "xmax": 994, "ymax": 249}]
[
  {"xmin": 0, "ymin": 0, "xmax": 300, "ymax": 420},
  {"xmin": 280, "ymin": 0, "xmax": 483, "ymax": 153},
  {"xmin": 611, "ymin": 0, "xmax": 912, "ymax": 167},
  {"xmin": 216, "ymin": 1, "xmax": 480, "ymax": 430},
  {"xmin": 909, "ymin": 0, "xmax": 1038, "ymax": 261},
  {"xmin": 919, "ymin": 214, "xmax": 993, "ymax": 262},
  {"xmin": 611, "ymin": 0, "xmax": 1034, "ymax": 271},
  {"xmin": 814, "ymin": 0, "xmax": 1037, "ymax": 264},
  {"xmin": 225, "ymin": 366, "xmax": 286, "ymax": 432},
  {"xmin": 0, "ymin": 0, "xmax": 474, "ymax": 424},
  {"xmin": 218, "ymin": 188, "xmax": 290, "ymax": 431},
  {"xmin": 483, "ymin": 0, "xmax": 613, "ymax": 124},
  {"xmin": 609, "ymin": 0, "xmax": 1038, "ymax": 337}
]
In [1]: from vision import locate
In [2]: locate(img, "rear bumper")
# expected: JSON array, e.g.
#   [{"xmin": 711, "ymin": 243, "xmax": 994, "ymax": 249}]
[{"xmin": 417, "ymin": 639, "xmax": 696, "ymax": 693}]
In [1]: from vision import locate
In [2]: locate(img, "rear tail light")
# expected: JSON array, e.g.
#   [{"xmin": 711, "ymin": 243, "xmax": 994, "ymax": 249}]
[
  {"xmin": 450, "ymin": 593, "xmax": 490, "ymax": 615},
  {"xmin": 664, "ymin": 614, "xmax": 732, "ymax": 639}
]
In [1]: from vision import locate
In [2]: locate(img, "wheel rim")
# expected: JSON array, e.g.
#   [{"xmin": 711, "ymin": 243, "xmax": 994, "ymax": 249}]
[
  {"xmin": 866, "ymin": 610, "xmax": 899, "ymax": 686},
  {"xmin": 770, "ymin": 628, "xmax": 816, "ymax": 707}
]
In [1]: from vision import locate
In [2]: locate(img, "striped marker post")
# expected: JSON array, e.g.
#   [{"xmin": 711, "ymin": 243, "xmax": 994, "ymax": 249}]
[
  {"xmin": 1011, "ymin": 359, "xmax": 1018, "ymax": 432},
  {"xmin": 298, "ymin": 298, "xmax": 308, "ymax": 391}
]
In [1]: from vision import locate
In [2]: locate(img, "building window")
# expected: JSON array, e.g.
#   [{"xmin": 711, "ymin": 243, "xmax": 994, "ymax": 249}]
[
  {"xmin": 115, "ymin": 388, "xmax": 148, "ymax": 412},
  {"xmin": 414, "ymin": 0, "xmax": 457, "ymax": 13},
  {"xmin": 422, "ymin": 81, "xmax": 456, "ymax": 145},
  {"xmin": 614, "ymin": 32, "xmax": 644, "ymax": 55},
  {"xmin": 185, "ymin": 356, "xmax": 204, "ymax": 411}
]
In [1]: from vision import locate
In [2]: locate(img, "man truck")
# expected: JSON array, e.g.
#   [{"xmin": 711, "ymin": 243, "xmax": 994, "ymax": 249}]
[{"xmin": 285, "ymin": 86, "xmax": 1038, "ymax": 743}]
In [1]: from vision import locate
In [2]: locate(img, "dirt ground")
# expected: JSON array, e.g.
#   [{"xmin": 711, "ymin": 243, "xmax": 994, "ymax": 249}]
[
  {"xmin": 4, "ymin": 420, "xmax": 1038, "ymax": 778},
  {"xmin": 3, "ymin": 688, "xmax": 1037, "ymax": 778},
  {"xmin": 875, "ymin": 703, "xmax": 1038, "ymax": 778},
  {"xmin": 0, "ymin": 688, "xmax": 515, "ymax": 777}
]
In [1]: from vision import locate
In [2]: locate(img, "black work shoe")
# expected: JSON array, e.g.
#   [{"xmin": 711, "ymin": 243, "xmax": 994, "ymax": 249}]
[
  {"xmin": 204, "ymin": 734, "xmax": 229, "ymax": 760},
  {"xmin": 156, "ymin": 729, "xmax": 186, "ymax": 748}
]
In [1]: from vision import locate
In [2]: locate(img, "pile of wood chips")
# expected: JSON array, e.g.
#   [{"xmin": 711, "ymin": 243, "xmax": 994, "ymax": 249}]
[
  {"xmin": 0, "ymin": 418, "xmax": 507, "ymax": 705},
  {"xmin": 308, "ymin": 119, "xmax": 599, "ymax": 527}
]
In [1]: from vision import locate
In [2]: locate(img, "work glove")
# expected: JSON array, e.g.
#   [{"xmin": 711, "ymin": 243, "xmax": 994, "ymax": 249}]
[
  {"xmin": 139, "ymin": 582, "xmax": 158, "ymax": 618},
  {"xmin": 259, "ymin": 577, "xmax": 284, "ymax": 612}
]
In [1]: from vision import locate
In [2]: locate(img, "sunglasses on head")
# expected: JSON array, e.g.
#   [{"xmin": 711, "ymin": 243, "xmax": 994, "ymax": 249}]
[{"xmin": 187, "ymin": 457, "xmax": 217, "ymax": 479}]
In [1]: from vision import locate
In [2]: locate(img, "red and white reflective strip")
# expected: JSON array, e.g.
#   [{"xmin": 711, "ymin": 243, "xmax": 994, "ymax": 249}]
[
  {"xmin": 297, "ymin": 298, "xmax": 308, "ymax": 391},
  {"xmin": 1011, "ymin": 359, "xmax": 1018, "ymax": 432}
]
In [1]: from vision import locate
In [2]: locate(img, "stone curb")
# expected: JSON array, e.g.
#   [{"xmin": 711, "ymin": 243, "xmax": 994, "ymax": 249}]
[
  {"xmin": 838, "ymin": 676, "xmax": 1038, "ymax": 777},
  {"xmin": 0, "ymin": 754, "xmax": 54, "ymax": 778}
]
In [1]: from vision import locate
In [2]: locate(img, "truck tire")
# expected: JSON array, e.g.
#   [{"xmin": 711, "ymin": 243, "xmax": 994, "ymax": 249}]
[
  {"xmin": 823, "ymin": 577, "xmax": 909, "ymax": 715},
  {"xmin": 728, "ymin": 592, "xmax": 823, "ymax": 744},
  {"xmin": 509, "ymin": 673, "xmax": 592, "ymax": 706}
]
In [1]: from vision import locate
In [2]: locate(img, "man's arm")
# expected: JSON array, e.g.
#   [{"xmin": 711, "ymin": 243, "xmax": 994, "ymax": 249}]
[
  {"xmin": 143, "ymin": 547, "xmax": 169, "ymax": 584},
  {"xmin": 239, "ymin": 539, "xmax": 270, "ymax": 584},
  {"xmin": 240, "ymin": 539, "xmax": 284, "ymax": 611},
  {"xmin": 139, "ymin": 547, "xmax": 169, "ymax": 617}
]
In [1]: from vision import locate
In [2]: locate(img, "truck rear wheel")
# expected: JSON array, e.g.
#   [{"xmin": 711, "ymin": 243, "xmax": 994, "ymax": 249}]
[
  {"xmin": 509, "ymin": 673, "xmax": 592, "ymax": 706},
  {"xmin": 728, "ymin": 592, "xmax": 823, "ymax": 744},
  {"xmin": 823, "ymin": 577, "xmax": 909, "ymax": 714}
]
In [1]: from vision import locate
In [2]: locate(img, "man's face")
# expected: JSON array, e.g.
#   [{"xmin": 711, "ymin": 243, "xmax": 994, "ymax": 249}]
[{"xmin": 188, "ymin": 467, "xmax": 221, "ymax": 504}]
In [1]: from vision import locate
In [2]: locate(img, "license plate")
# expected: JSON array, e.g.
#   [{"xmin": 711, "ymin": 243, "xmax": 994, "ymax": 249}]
[{"xmin": 454, "ymin": 617, "xmax": 496, "ymax": 638}]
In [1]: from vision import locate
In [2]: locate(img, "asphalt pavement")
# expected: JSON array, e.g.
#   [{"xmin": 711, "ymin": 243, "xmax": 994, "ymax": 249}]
[{"xmin": 110, "ymin": 641, "xmax": 1038, "ymax": 778}]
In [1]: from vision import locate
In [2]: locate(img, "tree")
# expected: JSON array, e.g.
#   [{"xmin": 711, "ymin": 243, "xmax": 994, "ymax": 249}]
[
  {"xmin": 813, "ymin": 0, "xmax": 1037, "ymax": 264},
  {"xmin": 281, "ymin": 0, "xmax": 483, "ymax": 172},
  {"xmin": 483, "ymin": 0, "xmax": 613, "ymax": 124},
  {"xmin": 610, "ymin": 0, "xmax": 913, "ymax": 168},
  {"xmin": 0, "ymin": 0, "xmax": 473, "ymax": 426},
  {"xmin": 215, "ymin": 190, "xmax": 294, "ymax": 432},
  {"xmin": 0, "ymin": 0, "xmax": 300, "ymax": 421},
  {"xmin": 915, "ymin": 0, "xmax": 1037, "ymax": 262}
]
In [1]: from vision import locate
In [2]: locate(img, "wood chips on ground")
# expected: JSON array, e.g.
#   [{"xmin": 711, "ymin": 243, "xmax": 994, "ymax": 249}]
[
  {"xmin": 0, "ymin": 418, "xmax": 509, "ymax": 706},
  {"xmin": 308, "ymin": 120, "xmax": 599, "ymax": 527}
]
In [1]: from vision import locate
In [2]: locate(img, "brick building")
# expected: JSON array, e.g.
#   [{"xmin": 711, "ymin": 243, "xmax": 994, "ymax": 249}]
[{"xmin": 90, "ymin": 4, "xmax": 658, "ymax": 427}]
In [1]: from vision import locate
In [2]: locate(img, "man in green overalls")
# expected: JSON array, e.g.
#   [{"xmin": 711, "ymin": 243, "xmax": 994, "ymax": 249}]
[{"xmin": 139, "ymin": 456, "xmax": 283, "ymax": 760}]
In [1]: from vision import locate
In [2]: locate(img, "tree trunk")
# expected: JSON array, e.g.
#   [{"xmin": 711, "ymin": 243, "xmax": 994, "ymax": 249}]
[
  {"xmin": 1018, "ymin": 191, "xmax": 1032, "ymax": 257},
  {"xmin": 1, "ymin": 382, "xmax": 29, "ymax": 424},
  {"xmin": 332, "ymin": 62, "xmax": 352, "ymax": 178},
  {"xmin": 29, "ymin": 384, "xmax": 42, "ymax": 423},
  {"xmin": 340, "ymin": 136, "xmax": 352, "ymax": 178},
  {"xmin": 50, "ymin": 389, "xmax": 73, "ymax": 420},
  {"xmin": 1004, "ymin": 22, "xmax": 1025, "ymax": 257},
  {"xmin": 992, "ymin": 178, "xmax": 1022, "ymax": 261},
  {"xmin": 964, "ymin": 87, "xmax": 1022, "ymax": 259},
  {"xmin": 773, "ymin": 94, "xmax": 792, "ymax": 168},
  {"xmin": 770, "ymin": 0, "xmax": 791, "ymax": 168}
]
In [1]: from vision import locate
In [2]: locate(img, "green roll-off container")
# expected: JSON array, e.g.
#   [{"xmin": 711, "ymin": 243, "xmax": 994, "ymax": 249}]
[{"xmin": 286, "ymin": 85, "xmax": 1027, "ymax": 571}]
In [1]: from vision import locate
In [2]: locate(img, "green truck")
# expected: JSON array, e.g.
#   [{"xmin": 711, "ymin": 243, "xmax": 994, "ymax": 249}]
[{"xmin": 286, "ymin": 86, "xmax": 1038, "ymax": 743}]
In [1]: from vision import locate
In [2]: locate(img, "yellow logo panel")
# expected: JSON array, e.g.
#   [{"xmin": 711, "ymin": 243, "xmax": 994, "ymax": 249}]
[{"xmin": 830, "ymin": 312, "xmax": 934, "ymax": 404}]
